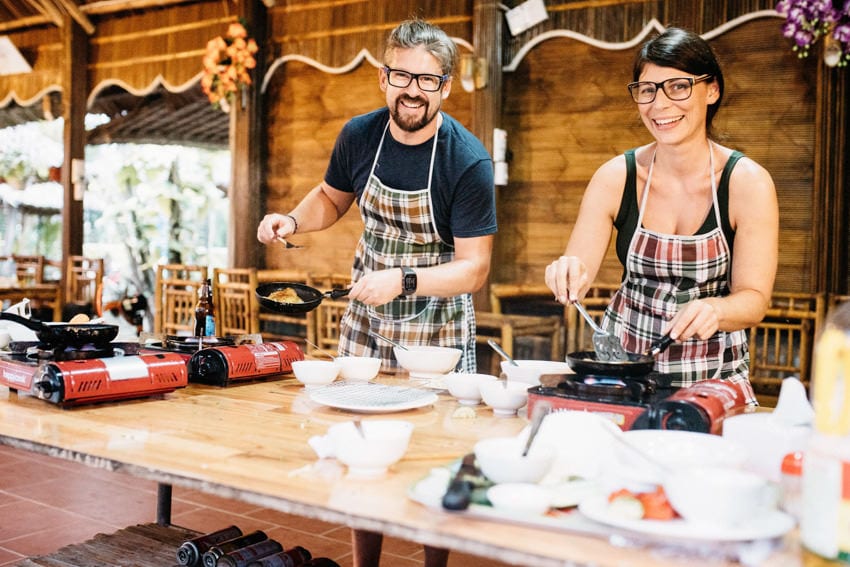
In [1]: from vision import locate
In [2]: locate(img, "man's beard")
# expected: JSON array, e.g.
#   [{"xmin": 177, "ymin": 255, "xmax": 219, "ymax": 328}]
[{"xmin": 390, "ymin": 96, "xmax": 440, "ymax": 133}]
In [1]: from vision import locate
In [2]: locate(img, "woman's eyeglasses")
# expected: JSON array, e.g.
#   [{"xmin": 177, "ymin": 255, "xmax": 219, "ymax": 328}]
[
  {"xmin": 384, "ymin": 67, "xmax": 449, "ymax": 92},
  {"xmin": 627, "ymin": 74, "xmax": 712, "ymax": 104}
]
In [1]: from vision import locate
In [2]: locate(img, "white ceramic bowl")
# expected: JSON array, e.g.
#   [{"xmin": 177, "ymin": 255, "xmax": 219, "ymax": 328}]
[
  {"xmin": 487, "ymin": 483, "xmax": 551, "ymax": 516},
  {"xmin": 479, "ymin": 380, "xmax": 530, "ymax": 417},
  {"xmin": 393, "ymin": 345, "xmax": 462, "ymax": 378},
  {"xmin": 664, "ymin": 466, "xmax": 779, "ymax": 526},
  {"xmin": 500, "ymin": 360, "xmax": 573, "ymax": 386},
  {"xmin": 335, "ymin": 356, "xmax": 382, "ymax": 382},
  {"xmin": 474, "ymin": 436, "xmax": 555, "ymax": 484},
  {"xmin": 444, "ymin": 373, "xmax": 498, "ymax": 405},
  {"xmin": 291, "ymin": 360, "xmax": 340, "ymax": 389},
  {"xmin": 615, "ymin": 430, "xmax": 748, "ymax": 484},
  {"xmin": 327, "ymin": 420, "xmax": 414, "ymax": 478}
]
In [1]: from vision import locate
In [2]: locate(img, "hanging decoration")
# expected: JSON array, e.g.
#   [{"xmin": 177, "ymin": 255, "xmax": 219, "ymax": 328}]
[
  {"xmin": 201, "ymin": 22, "xmax": 259, "ymax": 111},
  {"xmin": 776, "ymin": 0, "xmax": 850, "ymax": 67}
]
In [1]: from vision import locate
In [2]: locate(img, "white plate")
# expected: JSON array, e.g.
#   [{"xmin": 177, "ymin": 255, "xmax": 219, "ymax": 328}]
[
  {"xmin": 578, "ymin": 493, "xmax": 795, "ymax": 542},
  {"xmin": 309, "ymin": 381, "xmax": 438, "ymax": 413}
]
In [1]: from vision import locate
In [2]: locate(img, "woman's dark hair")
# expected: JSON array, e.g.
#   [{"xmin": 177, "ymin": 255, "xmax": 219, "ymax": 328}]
[{"xmin": 633, "ymin": 27, "xmax": 724, "ymax": 132}]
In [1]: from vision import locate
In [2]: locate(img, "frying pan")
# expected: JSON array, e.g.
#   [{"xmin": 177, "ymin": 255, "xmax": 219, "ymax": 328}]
[
  {"xmin": 256, "ymin": 282, "xmax": 351, "ymax": 314},
  {"xmin": 566, "ymin": 335, "xmax": 675, "ymax": 377},
  {"xmin": 0, "ymin": 312, "xmax": 119, "ymax": 348}
]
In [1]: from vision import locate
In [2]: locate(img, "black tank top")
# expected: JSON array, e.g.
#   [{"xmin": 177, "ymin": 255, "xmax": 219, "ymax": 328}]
[{"xmin": 614, "ymin": 148, "xmax": 742, "ymax": 267}]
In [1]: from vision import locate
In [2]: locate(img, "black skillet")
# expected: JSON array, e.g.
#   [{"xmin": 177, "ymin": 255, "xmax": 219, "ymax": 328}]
[
  {"xmin": 566, "ymin": 335, "xmax": 675, "ymax": 377},
  {"xmin": 256, "ymin": 282, "xmax": 351, "ymax": 314},
  {"xmin": 0, "ymin": 312, "xmax": 119, "ymax": 348}
]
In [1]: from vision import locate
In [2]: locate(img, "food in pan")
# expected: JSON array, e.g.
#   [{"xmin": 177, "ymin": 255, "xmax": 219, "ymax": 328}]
[{"xmin": 267, "ymin": 287, "xmax": 304, "ymax": 304}]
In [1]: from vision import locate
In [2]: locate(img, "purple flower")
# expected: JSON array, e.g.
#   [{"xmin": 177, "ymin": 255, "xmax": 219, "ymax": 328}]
[
  {"xmin": 835, "ymin": 22, "xmax": 850, "ymax": 43},
  {"xmin": 795, "ymin": 29, "xmax": 815, "ymax": 46}
]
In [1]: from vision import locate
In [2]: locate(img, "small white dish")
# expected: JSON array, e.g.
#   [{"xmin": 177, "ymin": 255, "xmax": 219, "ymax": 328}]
[
  {"xmin": 500, "ymin": 360, "xmax": 573, "ymax": 386},
  {"xmin": 474, "ymin": 436, "xmax": 555, "ymax": 484},
  {"xmin": 444, "ymin": 372, "xmax": 498, "ymax": 405},
  {"xmin": 479, "ymin": 380, "xmax": 529, "ymax": 417},
  {"xmin": 327, "ymin": 419, "xmax": 414, "ymax": 478},
  {"xmin": 291, "ymin": 360, "xmax": 340, "ymax": 389},
  {"xmin": 335, "ymin": 356, "xmax": 382, "ymax": 382},
  {"xmin": 487, "ymin": 483, "xmax": 551, "ymax": 516},
  {"xmin": 393, "ymin": 345, "xmax": 462, "ymax": 378}
]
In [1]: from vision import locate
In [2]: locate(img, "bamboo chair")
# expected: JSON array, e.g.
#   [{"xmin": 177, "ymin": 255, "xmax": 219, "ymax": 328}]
[
  {"xmin": 11, "ymin": 254, "xmax": 44, "ymax": 285},
  {"xmin": 62, "ymin": 256, "xmax": 105, "ymax": 320},
  {"xmin": 153, "ymin": 264, "xmax": 207, "ymax": 336},
  {"xmin": 256, "ymin": 268, "xmax": 311, "ymax": 346},
  {"xmin": 748, "ymin": 292, "xmax": 826, "ymax": 407},
  {"xmin": 308, "ymin": 272, "xmax": 351, "ymax": 358},
  {"xmin": 212, "ymin": 267, "xmax": 259, "ymax": 337},
  {"xmin": 475, "ymin": 283, "xmax": 567, "ymax": 375}
]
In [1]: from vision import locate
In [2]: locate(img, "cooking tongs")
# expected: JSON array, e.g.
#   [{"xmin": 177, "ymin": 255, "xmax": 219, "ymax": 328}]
[{"xmin": 572, "ymin": 301, "xmax": 628, "ymax": 361}]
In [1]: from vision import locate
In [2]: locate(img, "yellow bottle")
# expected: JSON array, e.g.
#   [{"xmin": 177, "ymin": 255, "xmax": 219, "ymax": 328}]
[{"xmin": 801, "ymin": 301, "xmax": 850, "ymax": 562}]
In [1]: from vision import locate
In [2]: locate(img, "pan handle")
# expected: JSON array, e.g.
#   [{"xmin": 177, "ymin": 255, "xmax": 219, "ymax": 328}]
[
  {"xmin": 324, "ymin": 288, "xmax": 351, "ymax": 300},
  {"xmin": 645, "ymin": 335, "xmax": 675, "ymax": 358},
  {"xmin": 0, "ymin": 312, "xmax": 44, "ymax": 332}
]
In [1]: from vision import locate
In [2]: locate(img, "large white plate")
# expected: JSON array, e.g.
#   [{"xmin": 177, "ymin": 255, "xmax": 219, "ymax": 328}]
[
  {"xmin": 578, "ymin": 493, "xmax": 795, "ymax": 542},
  {"xmin": 309, "ymin": 381, "xmax": 438, "ymax": 413}
]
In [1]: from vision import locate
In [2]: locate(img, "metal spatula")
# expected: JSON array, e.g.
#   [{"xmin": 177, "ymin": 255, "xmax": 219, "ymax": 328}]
[{"xmin": 573, "ymin": 302, "xmax": 628, "ymax": 361}]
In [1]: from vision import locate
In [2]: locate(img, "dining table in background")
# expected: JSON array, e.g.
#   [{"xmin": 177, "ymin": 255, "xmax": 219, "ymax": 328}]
[
  {"xmin": 0, "ymin": 372, "xmax": 839, "ymax": 567},
  {"xmin": 0, "ymin": 282, "xmax": 62, "ymax": 321}
]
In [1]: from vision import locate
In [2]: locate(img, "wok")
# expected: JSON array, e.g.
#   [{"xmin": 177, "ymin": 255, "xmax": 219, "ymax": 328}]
[
  {"xmin": 256, "ymin": 282, "xmax": 351, "ymax": 314},
  {"xmin": 566, "ymin": 335, "xmax": 674, "ymax": 377},
  {"xmin": 0, "ymin": 312, "xmax": 119, "ymax": 348}
]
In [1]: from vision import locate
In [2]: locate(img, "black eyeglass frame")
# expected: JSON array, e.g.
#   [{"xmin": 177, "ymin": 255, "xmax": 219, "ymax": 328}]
[
  {"xmin": 627, "ymin": 74, "xmax": 713, "ymax": 104},
  {"xmin": 383, "ymin": 66, "xmax": 450, "ymax": 92}
]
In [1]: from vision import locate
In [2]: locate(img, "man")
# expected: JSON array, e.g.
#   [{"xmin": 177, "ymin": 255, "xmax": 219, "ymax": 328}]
[
  {"xmin": 257, "ymin": 18, "xmax": 496, "ymax": 373},
  {"xmin": 257, "ymin": 18, "xmax": 497, "ymax": 567}
]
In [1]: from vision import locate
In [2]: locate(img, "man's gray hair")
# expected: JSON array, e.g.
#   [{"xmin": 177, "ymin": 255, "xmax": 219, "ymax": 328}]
[{"xmin": 384, "ymin": 19, "xmax": 457, "ymax": 76}]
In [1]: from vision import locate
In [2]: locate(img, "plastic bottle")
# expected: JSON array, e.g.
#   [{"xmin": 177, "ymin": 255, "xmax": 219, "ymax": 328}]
[
  {"xmin": 800, "ymin": 301, "xmax": 850, "ymax": 562},
  {"xmin": 779, "ymin": 451, "xmax": 803, "ymax": 521}
]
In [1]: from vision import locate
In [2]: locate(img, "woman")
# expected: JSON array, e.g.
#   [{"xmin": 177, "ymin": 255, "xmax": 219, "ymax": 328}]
[{"xmin": 544, "ymin": 28, "xmax": 778, "ymax": 403}]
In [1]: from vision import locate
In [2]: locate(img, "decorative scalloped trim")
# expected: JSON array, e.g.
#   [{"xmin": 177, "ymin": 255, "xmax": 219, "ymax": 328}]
[
  {"xmin": 503, "ymin": 11, "xmax": 783, "ymax": 72},
  {"xmin": 87, "ymin": 73, "xmax": 204, "ymax": 108},
  {"xmin": 0, "ymin": 86, "xmax": 62, "ymax": 109},
  {"xmin": 260, "ymin": 37, "xmax": 474, "ymax": 93}
]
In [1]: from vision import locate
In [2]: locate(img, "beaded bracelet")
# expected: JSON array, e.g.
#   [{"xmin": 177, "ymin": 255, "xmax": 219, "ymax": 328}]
[{"xmin": 285, "ymin": 214, "xmax": 299, "ymax": 234}]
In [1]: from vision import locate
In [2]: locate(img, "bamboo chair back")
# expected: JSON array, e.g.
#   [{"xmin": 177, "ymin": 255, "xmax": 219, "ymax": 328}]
[
  {"xmin": 748, "ymin": 292, "xmax": 826, "ymax": 407},
  {"xmin": 308, "ymin": 273, "xmax": 351, "ymax": 357},
  {"xmin": 11, "ymin": 254, "xmax": 44, "ymax": 285},
  {"xmin": 154, "ymin": 264, "xmax": 207, "ymax": 336},
  {"xmin": 64, "ymin": 256, "xmax": 105, "ymax": 319},
  {"xmin": 213, "ymin": 268, "xmax": 259, "ymax": 336}
]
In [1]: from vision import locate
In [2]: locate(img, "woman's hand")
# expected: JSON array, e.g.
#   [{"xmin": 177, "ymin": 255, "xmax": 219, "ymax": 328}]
[
  {"xmin": 666, "ymin": 298, "xmax": 723, "ymax": 341},
  {"xmin": 544, "ymin": 255, "xmax": 589, "ymax": 304}
]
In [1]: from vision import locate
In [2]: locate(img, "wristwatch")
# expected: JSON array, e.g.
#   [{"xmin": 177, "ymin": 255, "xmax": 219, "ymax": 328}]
[{"xmin": 401, "ymin": 266, "xmax": 417, "ymax": 296}]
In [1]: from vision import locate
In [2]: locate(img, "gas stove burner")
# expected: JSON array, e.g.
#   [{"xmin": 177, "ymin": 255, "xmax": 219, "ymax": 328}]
[
  {"xmin": 559, "ymin": 374, "xmax": 656, "ymax": 400},
  {"xmin": 26, "ymin": 343, "xmax": 116, "ymax": 361}
]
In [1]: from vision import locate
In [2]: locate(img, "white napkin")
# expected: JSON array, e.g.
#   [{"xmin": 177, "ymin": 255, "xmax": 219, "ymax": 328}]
[{"xmin": 772, "ymin": 377, "xmax": 814, "ymax": 426}]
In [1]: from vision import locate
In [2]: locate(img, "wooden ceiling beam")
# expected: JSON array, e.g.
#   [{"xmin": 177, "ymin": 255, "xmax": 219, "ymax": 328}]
[
  {"xmin": 29, "ymin": 0, "xmax": 64, "ymax": 28},
  {"xmin": 53, "ymin": 0, "xmax": 95, "ymax": 34}
]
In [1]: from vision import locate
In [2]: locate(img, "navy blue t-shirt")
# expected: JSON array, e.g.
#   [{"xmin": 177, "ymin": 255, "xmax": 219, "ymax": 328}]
[{"xmin": 324, "ymin": 108, "xmax": 497, "ymax": 245}]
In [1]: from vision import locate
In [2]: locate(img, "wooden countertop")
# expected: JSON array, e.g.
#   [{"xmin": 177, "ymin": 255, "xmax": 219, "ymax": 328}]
[{"xmin": 0, "ymin": 374, "xmax": 833, "ymax": 567}]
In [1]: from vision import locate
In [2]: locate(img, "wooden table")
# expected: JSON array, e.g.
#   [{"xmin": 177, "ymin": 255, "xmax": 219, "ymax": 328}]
[
  {"xmin": 0, "ymin": 375, "xmax": 834, "ymax": 567},
  {"xmin": 0, "ymin": 283, "xmax": 62, "ymax": 321}
]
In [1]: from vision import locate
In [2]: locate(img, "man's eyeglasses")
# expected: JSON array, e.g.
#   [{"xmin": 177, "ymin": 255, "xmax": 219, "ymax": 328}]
[
  {"xmin": 384, "ymin": 66, "xmax": 449, "ymax": 92},
  {"xmin": 627, "ymin": 74, "xmax": 713, "ymax": 104}
]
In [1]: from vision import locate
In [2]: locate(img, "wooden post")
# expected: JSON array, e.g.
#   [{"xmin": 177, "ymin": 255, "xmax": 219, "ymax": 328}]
[
  {"xmin": 471, "ymin": 0, "xmax": 503, "ymax": 311},
  {"xmin": 229, "ymin": 0, "xmax": 268, "ymax": 269},
  {"xmin": 61, "ymin": 15, "xmax": 88, "ymax": 307}
]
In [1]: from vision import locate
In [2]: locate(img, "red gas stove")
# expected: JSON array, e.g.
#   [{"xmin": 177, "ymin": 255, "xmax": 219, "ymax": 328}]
[
  {"xmin": 527, "ymin": 373, "xmax": 750, "ymax": 434},
  {"xmin": 0, "ymin": 341, "xmax": 187, "ymax": 406},
  {"xmin": 187, "ymin": 341, "xmax": 304, "ymax": 387}
]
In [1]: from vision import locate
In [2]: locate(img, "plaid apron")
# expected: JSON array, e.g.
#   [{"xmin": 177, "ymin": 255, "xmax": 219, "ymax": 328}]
[
  {"xmin": 337, "ymin": 118, "xmax": 476, "ymax": 373},
  {"xmin": 604, "ymin": 144, "xmax": 755, "ymax": 403}
]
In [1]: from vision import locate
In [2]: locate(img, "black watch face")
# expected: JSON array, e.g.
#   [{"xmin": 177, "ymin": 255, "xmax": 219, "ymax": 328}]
[{"xmin": 404, "ymin": 271, "xmax": 416, "ymax": 293}]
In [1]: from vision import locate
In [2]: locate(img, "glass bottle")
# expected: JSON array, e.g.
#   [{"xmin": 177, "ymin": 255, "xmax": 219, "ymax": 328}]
[{"xmin": 194, "ymin": 278, "xmax": 215, "ymax": 337}]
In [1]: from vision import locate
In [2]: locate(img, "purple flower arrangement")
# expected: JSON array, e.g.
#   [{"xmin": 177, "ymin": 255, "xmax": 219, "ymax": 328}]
[{"xmin": 776, "ymin": 0, "xmax": 850, "ymax": 66}]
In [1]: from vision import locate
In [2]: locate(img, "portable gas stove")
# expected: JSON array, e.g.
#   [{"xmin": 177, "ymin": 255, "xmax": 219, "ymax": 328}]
[
  {"xmin": 527, "ymin": 372, "xmax": 750, "ymax": 434},
  {"xmin": 0, "ymin": 340, "xmax": 188, "ymax": 406}
]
